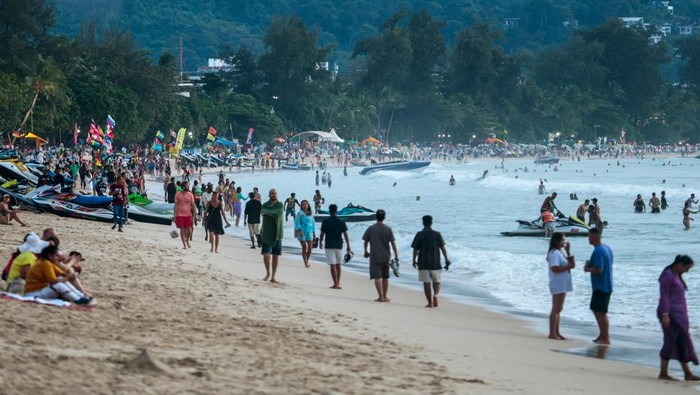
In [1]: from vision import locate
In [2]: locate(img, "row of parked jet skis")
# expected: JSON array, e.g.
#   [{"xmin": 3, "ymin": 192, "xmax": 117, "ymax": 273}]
[{"xmin": 0, "ymin": 159, "xmax": 174, "ymax": 225}]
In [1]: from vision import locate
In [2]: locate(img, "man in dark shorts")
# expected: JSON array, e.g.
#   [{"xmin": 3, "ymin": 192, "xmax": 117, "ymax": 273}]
[
  {"xmin": 362, "ymin": 209, "xmax": 398, "ymax": 302},
  {"xmin": 261, "ymin": 189, "xmax": 284, "ymax": 283},
  {"xmin": 411, "ymin": 215, "xmax": 450, "ymax": 308},
  {"xmin": 284, "ymin": 192, "xmax": 300, "ymax": 221},
  {"xmin": 584, "ymin": 227, "xmax": 613, "ymax": 345},
  {"xmin": 244, "ymin": 192, "xmax": 262, "ymax": 249},
  {"xmin": 319, "ymin": 204, "xmax": 351, "ymax": 289}
]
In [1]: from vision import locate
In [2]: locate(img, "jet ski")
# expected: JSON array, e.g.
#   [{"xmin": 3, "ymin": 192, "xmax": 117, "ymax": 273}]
[
  {"xmin": 314, "ymin": 203, "xmax": 376, "ymax": 223},
  {"xmin": 127, "ymin": 194, "xmax": 174, "ymax": 225},
  {"xmin": 32, "ymin": 194, "xmax": 113, "ymax": 222},
  {"xmin": 0, "ymin": 161, "xmax": 39, "ymax": 185},
  {"xmin": 501, "ymin": 212, "xmax": 589, "ymax": 237}
]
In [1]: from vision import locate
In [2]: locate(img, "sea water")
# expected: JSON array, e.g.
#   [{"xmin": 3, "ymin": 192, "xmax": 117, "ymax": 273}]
[{"xmin": 153, "ymin": 156, "xmax": 699, "ymax": 368}]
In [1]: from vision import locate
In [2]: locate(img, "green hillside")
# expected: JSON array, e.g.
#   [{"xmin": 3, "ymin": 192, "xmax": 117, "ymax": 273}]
[{"xmin": 50, "ymin": 0, "xmax": 700, "ymax": 70}]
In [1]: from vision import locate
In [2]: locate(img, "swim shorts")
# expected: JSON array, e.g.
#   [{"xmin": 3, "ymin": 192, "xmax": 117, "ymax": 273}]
[
  {"xmin": 261, "ymin": 240, "xmax": 282, "ymax": 256},
  {"xmin": 590, "ymin": 290, "xmax": 612, "ymax": 313},
  {"xmin": 369, "ymin": 262, "xmax": 390, "ymax": 280},
  {"xmin": 325, "ymin": 249, "xmax": 342, "ymax": 265},
  {"xmin": 174, "ymin": 216, "xmax": 193, "ymax": 228}
]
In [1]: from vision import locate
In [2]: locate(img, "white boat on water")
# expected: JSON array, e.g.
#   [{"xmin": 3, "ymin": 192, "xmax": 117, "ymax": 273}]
[{"xmin": 359, "ymin": 160, "xmax": 430, "ymax": 175}]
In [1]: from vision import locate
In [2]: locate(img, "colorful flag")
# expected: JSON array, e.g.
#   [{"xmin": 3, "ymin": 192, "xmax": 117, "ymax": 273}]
[
  {"xmin": 176, "ymin": 128, "xmax": 187, "ymax": 150},
  {"xmin": 12, "ymin": 130, "xmax": 22, "ymax": 138},
  {"xmin": 153, "ymin": 140, "xmax": 163, "ymax": 151},
  {"xmin": 207, "ymin": 133, "xmax": 216, "ymax": 142},
  {"xmin": 245, "ymin": 128, "xmax": 254, "ymax": 144},
  {"xmin": 208, "ymin": 126, "xmax": 217, "ymax": 136},
  {"xmin": 156, "ymin": 130, "xmax": 165, "ymax": 140},
  {"xmin": 170, "ymin": 129, "xmax": 177, "ymax": 138},
  {"xmin": 106, "ymin": 114, "xmax": 116, "ymax": 128}
]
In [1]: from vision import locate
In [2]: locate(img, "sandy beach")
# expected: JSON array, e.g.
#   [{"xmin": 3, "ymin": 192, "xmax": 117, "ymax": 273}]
[{"xmin": 1, "ymin": 210, "xmax": 699, "ymax": 394}]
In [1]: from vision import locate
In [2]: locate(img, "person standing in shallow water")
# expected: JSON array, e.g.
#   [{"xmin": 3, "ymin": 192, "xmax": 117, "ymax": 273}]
[
  {"xmin": 657, "ymin": 255, "xmax": 700, "ymax": 381},
  {"xmin": 661, "ymin": 191, "xmax": 669, "ymax": 210},
  {"xmin": 584, "ymin": 227, "xmax": 613, "ymax": 345},
  {"xmin": 546, "ymin": 232, "xmax": 575, "ymax": 340}
]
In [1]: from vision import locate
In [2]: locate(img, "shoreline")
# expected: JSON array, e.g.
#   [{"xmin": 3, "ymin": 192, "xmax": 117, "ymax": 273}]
[{"xmin": 1, "ymin": 212, "xmax": 699, "ymax": 393}]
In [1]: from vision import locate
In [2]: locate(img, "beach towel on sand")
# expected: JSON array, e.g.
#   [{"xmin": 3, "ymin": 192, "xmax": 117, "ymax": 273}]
[{"xmin": 0, "ymin": 292, "xmax": 94, "ymax": 311}]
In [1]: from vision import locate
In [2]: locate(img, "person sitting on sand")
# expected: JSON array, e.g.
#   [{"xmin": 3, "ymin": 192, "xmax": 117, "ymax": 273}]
[
  {"xmin": 24, "ymin": 245, "xmax": 95, "ymax": 306},
  {"xmin": 41, "ymin": 229, "xmax": 92, "ymax": 297},
  {"xmin": 4, "ymin": 233, "xmax": 46, "ymax": 293},
  {"xmin": 0, "ymin": 194, "xmax": 29, "ymax": 226}
]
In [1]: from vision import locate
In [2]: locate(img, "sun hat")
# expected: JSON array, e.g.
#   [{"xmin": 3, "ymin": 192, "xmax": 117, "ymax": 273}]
[{"xmin": 18, "ymin": 233, "xmax": 50, "ymax": 254}]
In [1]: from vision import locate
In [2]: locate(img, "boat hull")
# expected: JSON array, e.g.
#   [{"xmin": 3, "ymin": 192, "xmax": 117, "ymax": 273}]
[{"xmin": 359, "ymin": 161, "xmax": 431, "ymax": 175}]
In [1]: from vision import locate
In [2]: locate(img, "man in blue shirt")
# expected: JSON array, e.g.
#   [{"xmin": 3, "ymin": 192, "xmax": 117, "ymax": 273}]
[{"xmin": 584, "ymin": 227, "xmax": 613, "ymax": 345}]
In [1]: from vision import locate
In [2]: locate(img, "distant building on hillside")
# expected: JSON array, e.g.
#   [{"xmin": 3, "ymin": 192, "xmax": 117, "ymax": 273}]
[
  {"xmin": 619, "ymin": 17, "xmax": 644, "ymax": 27},
  {"xmin": 504, "ymin": 18, "xmax": 520, "ymax": 30},
  {"xmin": 197, "ymin": 58, "xmax": 232, "ymax": 74},
  {"xmin": 660, "ymin": 23, "xmax": 672, "ymax": 36},
  {"xmin": 678, "ymin": 25, "xmax": 694, "ymax": 35}
]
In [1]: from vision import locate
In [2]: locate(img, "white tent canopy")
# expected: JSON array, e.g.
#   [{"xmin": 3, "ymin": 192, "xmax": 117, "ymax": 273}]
[{"xmin": 291, "ymin": 129, "xmax": 345, "ymax": 143}]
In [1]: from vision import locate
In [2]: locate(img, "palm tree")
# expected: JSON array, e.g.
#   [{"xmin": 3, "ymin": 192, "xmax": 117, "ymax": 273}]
[{"xmin": 14, "ymin": 56, "xmax": 68, "ymax": 144}]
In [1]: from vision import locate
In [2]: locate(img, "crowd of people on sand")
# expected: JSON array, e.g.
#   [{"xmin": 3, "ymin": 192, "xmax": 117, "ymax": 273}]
[{"xmin": 3, "ymin": 228, "xmax": 96, "ymax": 307}]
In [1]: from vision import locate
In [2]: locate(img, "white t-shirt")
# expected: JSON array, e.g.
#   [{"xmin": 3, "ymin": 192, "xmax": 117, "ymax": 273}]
[{"xmin": 547, "ymin": 249, "xmax": 573, "ymax": 295}]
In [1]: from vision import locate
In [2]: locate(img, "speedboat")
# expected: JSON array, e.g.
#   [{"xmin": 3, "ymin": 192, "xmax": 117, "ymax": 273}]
[
  {"xmin": 281, "ymin": 161, "xmax": 311, "ymax": 170},
  {"xmin": 501, "ymin": 214, "xmax": 589, "ymax": 237},
  {"xmin": 359, "ymin": 160, "xmax": 430, "ymax": 175},
  {"xmin": 534, "ymin": 154, "xmax": 559, "ymax": 164},
  {"xmin": 350, "ymin": 159, "xmax": 369, "ymax": 167},
  {"xmin": 314, "ymin": 203, "xmax": 376, "ymax": 223}
]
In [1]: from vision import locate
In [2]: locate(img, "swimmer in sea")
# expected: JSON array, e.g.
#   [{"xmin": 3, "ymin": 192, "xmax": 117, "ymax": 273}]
[
  {"xmin": 416, "ymin": 196, "xmax": 421, "ymax": 201},
  {"xmin": 683, "ymin": 201, "xmax": 699, "ymax": 230},
  {"xmin": 483, "ymin": 170, "xmax": 489, "ymax": 179},
  {"xmin": 649, "ymin": 193, "xmax": 661, "ymax": 214},
  {"xmin": 449, "ymin": 175, "xmax": 456, "ymax": 186},
  {"xmin": 538, "ymin": 181, "xmax": 546, "ymax": 195},
  {"xmin": 577, "ymin": 199, "xmax": 590, "ymax": 222},
  {"xmin": 661, "ymin": 191, "xmax": 668, "ymax": 210},
  {"xmin": 634, "ymin": 194, "xmax": 646, "ymax": 213}
]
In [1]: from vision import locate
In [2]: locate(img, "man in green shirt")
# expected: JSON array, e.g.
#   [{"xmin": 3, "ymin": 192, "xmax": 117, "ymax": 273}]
[{"xmin": 261, "ymin": 188, "xmax": 284, "ymax": 283}]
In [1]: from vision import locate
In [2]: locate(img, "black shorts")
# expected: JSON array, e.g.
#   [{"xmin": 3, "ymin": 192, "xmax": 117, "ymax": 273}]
[
  {"xmin": 261, "ymin": 240, "xmax": 282, "ymax": 256},
  {"xmin": 651, "ymin": 207, "xmax": 660, "ymax": 213},
  {"xmin": 590, "ymin": 290, "xmax": 611, "ymax": 313},
  {"xmin": 369, "ymin": 262, "xmax": 390, "ymax": 280}
]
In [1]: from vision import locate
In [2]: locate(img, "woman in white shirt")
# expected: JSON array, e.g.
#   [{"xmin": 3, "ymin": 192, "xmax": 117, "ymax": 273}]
[
  {"xmin": 547, "ymin": 232, "xmax": 575, "ymax": 340},
  {"xmin": 84, "ymin": 170, "xmax": 94, "ymax": 195}
]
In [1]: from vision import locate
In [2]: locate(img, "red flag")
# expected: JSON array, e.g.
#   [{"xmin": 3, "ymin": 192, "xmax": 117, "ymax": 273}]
[
  {"xmin": 12, "ymin": 130, "xmax": 22, "ymax": 138},
  {"xmin": 208, "ymin": 126, "xmax": 217, "ymax": 136},
  {"xmin": 73, "ymin": 122, "xmax": 79, "ymax": 145}
]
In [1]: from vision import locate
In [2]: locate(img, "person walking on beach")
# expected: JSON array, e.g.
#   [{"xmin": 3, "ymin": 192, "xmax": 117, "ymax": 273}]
[
  {"xmin": 284, "ymin": 193, "xmax": 300, "ymax": 222},
  {"xmin": 294, "ymin": 200, "xmax": 315, "ymax": 268},
  {"xmin": 547, "ymin": 232, "xmax": 575, "ymax": 340},
  {"xmin": 173, "ymin": 180, "xmax": 197, "ymax": 249},
  {"xmin": 362, "ymin": 209, "xmax": 399, "ymax": 303},
  {"xmin": 657, "ymin": 255, "xmax": 700, "ymax": 381},
  {"xmin": 261, "ymin": 189, "xmax": 284, "ymax": 283},
  {"xmin": 109, "ymin": 175, "xmax": 126, "ymax": 232},
  {"xmin": 244, "ymin": 192, "xmax": 262, "ymax": 248},
  {"xmin": 165, "ymin": 177, "xmax": 176, "ymax": 203},
  {"xmin": 319, "ymin": 204, "xmax": 351, "ymax": 289},
  {"xmin": 411, "ymin": 215, "xmax": 450, "ymax": 308},
  {"xmin": 203, "ymin": 190, "xmax": 230, "ymax": 253},
  {"xmin": 584, "ymin": 227, "xmax": 613, "ymax": 345},
  {"xmin": 313, "ymin": 189, "xmax": 324, "ymax": 214}
]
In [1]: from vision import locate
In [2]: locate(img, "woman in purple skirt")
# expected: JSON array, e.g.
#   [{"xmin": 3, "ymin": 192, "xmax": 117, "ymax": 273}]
[{"xmin": 658, "ymin": 255, "xmax": 700, "ymax": 381}]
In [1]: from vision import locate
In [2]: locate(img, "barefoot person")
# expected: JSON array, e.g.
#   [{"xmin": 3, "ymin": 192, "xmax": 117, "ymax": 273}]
[
  {"xmin": 547, "ymin": 232, "xmax": 575, "ymax": 340},
  {"xmin": 411, "ymin": 215, "xmax": 450, "ymax": 308},
  {"xmin": 0, "ymin": 195, "xmax": 29, "ymax": 226},
  {"xmin": 657, "ymin": 255, "xmax": 700, "ymax": 381},
  {"xmin": 261, "ymin": 189, "xmax": 284, "ymax": 283},
  {"xmin": 203, "ymin": 191, "xmax": 230, "ymax": 253},
  {"xmin": 294, "ymin": 200, "xmax": 315, "ymax": 268},
  {"xmin": 319, "ymin": 204, "xmax": 351, "ymax": 289},
  {"xmin": 584, "ymin": 227, "xmax": 613, "ymax": 345},
  {"xmin": 362, "ymin": 209, "xmax": 398, "ymax": 302},
  {"xmin": 173, "ymin": 180, "xmax": 197, "ymax": 249},
  {"xmin": 244, "ymin": 192, "xmax": 262, "ymax": 248}
]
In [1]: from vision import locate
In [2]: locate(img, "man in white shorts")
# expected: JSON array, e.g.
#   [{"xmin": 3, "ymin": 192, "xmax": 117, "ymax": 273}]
[
  {"xmin": 411, "ymin": 215, "xmax": 450, "ymax": 308},
  {"xmin": 319, "ymin": 204, "xmax": 351, "ymax": 289}
]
